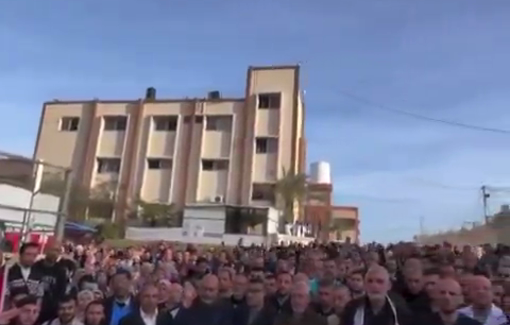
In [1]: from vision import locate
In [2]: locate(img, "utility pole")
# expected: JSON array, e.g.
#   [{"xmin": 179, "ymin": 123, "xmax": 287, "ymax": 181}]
[
  {"xmin": 481, "ymin": 185, "xmax": 490, "ymax": 224},
  {"xmin": 419, "ymin": 216, "xmax": 425, "ymax": 236},
  {"xmin": 54, "ymin": 169, "xmax": 73, "ymax": 241}
]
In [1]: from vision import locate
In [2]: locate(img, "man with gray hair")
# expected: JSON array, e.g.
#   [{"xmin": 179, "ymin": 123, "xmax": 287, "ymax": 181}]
[
  {"xmin": 274, "ymin": 281, "xmax": 326, "ymax": 325},
  {"xmin": 340, "ymin": 266, "xmax": 412, "ymax": 325}
]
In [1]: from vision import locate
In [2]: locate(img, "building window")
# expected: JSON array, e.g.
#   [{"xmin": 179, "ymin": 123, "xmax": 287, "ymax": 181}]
[
  {"xmin": 225, "ymin": 206, "xmax": 267, "ymax": 235},
  {"xmin": 147, "ymin": 158, "xmax": 172, "ymax": 170},
  {"xmin": 153, "ymin": 116, "xmax": 178, "ymax": 131},
  {"xmin": 255, "ymin": 137, "xmax": 278, "ymax": 154},
  {"xmin": 258, "ymin": 93, "xmax": 281, "ymax": 109},
  {"xmin": 195, "ymin": 115, "xmax": 204, "ymax": 123},
  {"xmin": 251, "ymin": 183, "xmax": 276, "ymax": 202},
  {"xmin": 206, "ymin": 116, "xmax": 232, "ymax": 131},
  {"xmin": 60, "ymin": 117, "xmax": 80, "ymax": 131},
  {"xmin": 103, "ymin": 116, "xmax": 127, "ymax": 131},
  {"xmin": 97, "ymin": 158, "xmax": 121, "ymax": 174},
  {"xmin": 202, "ymin": 159, "xmax": 229, "ymax": 171}
]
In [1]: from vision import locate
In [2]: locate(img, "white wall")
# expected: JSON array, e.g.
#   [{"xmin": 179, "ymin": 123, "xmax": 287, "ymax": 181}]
[
  {"xmin": 125, "ymin": 227, "xmax": 266, "ymax": 246},
  {"xmin": 182, "ymin": 206, "xmax": 226, "ymax": 238},
  {"xmin": 266, "ymin": 207, "xmax": 279, "ymax": 234},
  {"xmin": 125, "ymin": 227, "xmax": 313, "ymax": 246},
  {"xmin": 0, "ymin": 185, "xmax": 60, "ymax": 228},
  {"xmin": 125, "ymin": 205, "xmax": 290, "ymax": 245}
]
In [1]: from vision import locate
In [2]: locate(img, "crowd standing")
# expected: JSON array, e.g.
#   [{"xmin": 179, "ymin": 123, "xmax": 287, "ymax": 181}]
[{"xmin": 0, "ymin": 240, "xmax": 510, "ymax": 325}]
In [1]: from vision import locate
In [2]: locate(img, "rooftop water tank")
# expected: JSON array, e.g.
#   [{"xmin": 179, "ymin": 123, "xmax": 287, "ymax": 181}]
[{"xmin": 309, "ymin": 161, "xmax": 331, "ymax": 184}]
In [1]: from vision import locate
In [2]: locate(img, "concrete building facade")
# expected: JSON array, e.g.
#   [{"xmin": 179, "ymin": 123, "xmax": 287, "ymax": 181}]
[{"xmin": 33, "ymin": 66, "xmax": 306, "ymax": 217}]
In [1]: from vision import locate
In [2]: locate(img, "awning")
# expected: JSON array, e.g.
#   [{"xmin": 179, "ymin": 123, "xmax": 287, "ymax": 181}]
[{"xmin": 65, "ymin": 222, "xmax": 97, "ymax": 233}]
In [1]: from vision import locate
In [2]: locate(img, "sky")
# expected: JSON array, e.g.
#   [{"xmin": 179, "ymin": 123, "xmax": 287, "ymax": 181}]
[{"xmin": 1, "ymin": 0, "xmax": 510, "ymax": 243}]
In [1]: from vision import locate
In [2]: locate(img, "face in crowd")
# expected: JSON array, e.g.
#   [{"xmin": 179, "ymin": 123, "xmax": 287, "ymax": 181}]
[
  {"xmin": 111, "ymin": 271, "xmax": 132, "ymax": 299},
  {"xmin": 347, "ymin": 270, "xmax": 364, "ymax": 295},
  {"xmin": 139, "ymin": 284, "xmax": 159, "ymax": 313},
  {"xmin": 264, "ymin": 274, "xmax": 277, "ymax": 295},
  {"xmin": 18, "ymin": 301, "xmax": 40, "ymax": 325},
  {"xmin": 290, "ymin": 282, "xmax": 310, "ymax": 314},
  {"xmin": 468, "ymin": 276, "xmax": 493, "ymax": 309},
  {"xmin": 403, "ymin": 268, "xmax": 424, "ymax": 295},
  {"xmin": 317, "ymin": 281, "xmax": 335, "ymax": 310},
  {"xmin": 246, "ymin": 279, "xmax": 265, "ymax": 308},
  {"xmin": 199, "ymin": 274, "xmax": 219, "ymax": 304},
  {"xmin": 435, "ymin": 278, "xmax": 464, "ymax": 314},
  {"xmin": 84, "ymin": 301, "xmax": 105, "ymax": 325},
  {"xmin": 57, "ymin": 298, "xmax": 77, "ymax": 325},
  {"xmin": 364, "ymin": 266, "xmax": 391, "ymax": 303},
  {"xmin": 19, "ymin": 244, "xmax": 39, "ymax": 268},
  {"xmin": 276, "ymin": 272, "xmax": 293, "ymax": 296},
  {"xmin": 333, "ymin": 285, "xmax": 351, "ymax": 313},
  {"xmin": 232, "ymin": 274, "xmax": 248, "ymax": 299}
]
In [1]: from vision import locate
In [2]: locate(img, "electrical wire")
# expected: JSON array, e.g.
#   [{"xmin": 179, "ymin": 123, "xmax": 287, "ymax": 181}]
[{"xmin": 337, "ymin": 90, "xmax": 510, "ymax": 135}]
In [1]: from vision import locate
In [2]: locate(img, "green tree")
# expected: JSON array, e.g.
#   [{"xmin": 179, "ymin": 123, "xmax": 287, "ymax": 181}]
[
  {"xmin": 95, "ymin": 220, "xmax": 122, "ymax": 239},
  {"xmin": 39, "ymin": 175, "xmax": 91, "ymax": 221},
  {"xmin": 39, "ymin": 175, "xmax": 117, "ymax": 221},
  {"xmin": 87, "ymin": 181, "xmax": 118, "ymax": 220},
  {"xmin": 135, "ymin": 200, "xmax": 182, "ymax": 227},
  {"xmin": 274, "ymin": 168, "xmax": 307, "ymax": 225}
]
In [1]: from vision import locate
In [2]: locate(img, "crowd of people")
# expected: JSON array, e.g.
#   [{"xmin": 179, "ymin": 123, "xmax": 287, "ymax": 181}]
[{"xmin": 0, "ymin": 240, "xmax": 509, "ymax": 325}]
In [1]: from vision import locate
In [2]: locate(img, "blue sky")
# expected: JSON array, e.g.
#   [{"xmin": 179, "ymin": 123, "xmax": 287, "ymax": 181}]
[{"xmin": 1, "ymin": 0, "xmax": 510, "ymax": 243}]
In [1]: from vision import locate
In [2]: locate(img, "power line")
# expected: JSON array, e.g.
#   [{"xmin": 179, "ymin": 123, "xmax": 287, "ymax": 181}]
[{"xmin": 337, "ymin": 90, "xmax": 510, "ymax": 135}]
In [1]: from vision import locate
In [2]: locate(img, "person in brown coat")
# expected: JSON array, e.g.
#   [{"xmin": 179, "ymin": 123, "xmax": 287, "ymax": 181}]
[{"xmin": 274, "ymin": 281, "xmax": 327, "ymax": 325}]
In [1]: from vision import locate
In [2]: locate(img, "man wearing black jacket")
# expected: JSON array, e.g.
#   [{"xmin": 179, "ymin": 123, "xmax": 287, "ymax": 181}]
[
  {"xmin": 119, "ymin": 283, "xmax": 169, "ymax": 325},
  {"xmin": 232, "ymin": 277, "xmax": 275, "ymax": 325},
  {"xmin": 33, "ymin": 242, "xmax": 69, "ymax": 323},
  {"xmin": 104, "ymin": 269, "xmax": 137, "ymax": 325},
  {"xmin": 264, "ymin": 272, "xmax": 292, "ymax": 314},
  {"xmin": 173, "ymin": 274, "xmax": 232, "ymax": 325},
  {"xmin": 6, "ymin": 243, "xmax": 44, "ymax": 304},
  {"xmin": 341, "ymin": 266, "xmax": 413, "ymax": 325},
  {"xmin": 417, "ymin": 278, "xmax": 481, "ymax": 325}
]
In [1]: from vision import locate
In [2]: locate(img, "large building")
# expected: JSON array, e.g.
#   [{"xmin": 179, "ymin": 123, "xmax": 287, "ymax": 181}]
[{"xmin": 33, "ymin": 66, "xmax": 306, "ymax": 215}]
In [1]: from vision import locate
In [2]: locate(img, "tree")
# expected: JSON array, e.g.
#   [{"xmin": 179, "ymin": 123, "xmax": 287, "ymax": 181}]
[
  {"xmin": 274, "ymin": 168, "xmax": 307, "ymax": 225},
  {"xmin": 39, "ymin": 175, "xmax": 117, "ymax": 222},
  {"xmin": 135, "ymin": 200, "xmax": 182, "ymax": 227},
  {"xmin": 87, "ymin": 181, "xmax": 118, "ymax": 220},
  {"xmin": 95, "ymin": 220, "xmax": 122, "ymax": 239},
  {"xmin": 39, "ymin": 174, "xmax": 91, "ymax": 221}
]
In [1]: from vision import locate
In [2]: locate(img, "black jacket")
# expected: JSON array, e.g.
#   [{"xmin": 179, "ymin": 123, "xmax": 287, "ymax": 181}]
[
  {"xmin": 416, "ymin": 312, "xmax": 483, "ymax": 325},
  {"xmin": 265, "ymin": 294, "xmax": 292, "ymax": 314},
  {"xmin": 340, "ymin": 294, "xmax": 413, "ymax": 325},
  {"xmin": 5, "ymin": 264, "xmax": 44, "ymax": 299},
  {"xmin": 231, "ymin": 305, "xmax": 276, "ymax": 325},
  {"xmin": 119, "ymin": 310, "xmax": 170, "ymax": 325},
  {"xmin": 273, "ymin": 309, "xmax": 328, "ymax": 325},
  {"xmin": 172, "ymin": 299, "xmax": 232, "ymax": 325},
  {"xmin": 33, "ymin": 259, "xmax": 69, "ymax": 322}
]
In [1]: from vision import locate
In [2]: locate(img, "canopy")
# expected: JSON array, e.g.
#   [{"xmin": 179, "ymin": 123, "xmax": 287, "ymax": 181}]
[{"xmin": 65, "ymin": 222, "xmax": 96, "ymax": 233}]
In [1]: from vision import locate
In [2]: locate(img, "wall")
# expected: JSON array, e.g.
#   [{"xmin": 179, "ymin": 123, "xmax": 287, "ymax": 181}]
[
  {"xmin": 0, "ymin": 185, "xmax": 59, "ymax": 228},
  {"xmin": 125, "ymin": 227, "xmax": 313, "ymax": 246},
  {"xmin": 182, "ymin": 206, "xmax": 227, "ymax": 238}
]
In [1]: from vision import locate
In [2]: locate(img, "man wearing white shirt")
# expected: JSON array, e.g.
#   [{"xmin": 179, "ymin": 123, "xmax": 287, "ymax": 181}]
[{"xmin": 458, "ymin": 276, "xmax": 508, "ymax": 325}]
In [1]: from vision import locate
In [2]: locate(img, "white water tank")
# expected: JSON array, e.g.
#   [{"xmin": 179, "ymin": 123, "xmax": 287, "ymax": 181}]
[{"xmin": 309, "ymin": 161, "xmax": 332, "ymax": 184}]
